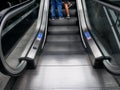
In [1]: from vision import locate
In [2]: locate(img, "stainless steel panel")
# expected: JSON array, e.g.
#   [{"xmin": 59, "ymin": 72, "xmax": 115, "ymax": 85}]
[{"xmin": 13, "ymin": 65, "xmax": 118, "ymax": 90}]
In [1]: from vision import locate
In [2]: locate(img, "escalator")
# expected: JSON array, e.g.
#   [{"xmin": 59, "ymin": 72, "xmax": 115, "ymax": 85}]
[
  {"xmin": 12, "ymin": 0, "xmax": 119, "ymax": 89},
  {"xmin": 0, "ymin": 0, "xmax": 120, "ymax": 89}
]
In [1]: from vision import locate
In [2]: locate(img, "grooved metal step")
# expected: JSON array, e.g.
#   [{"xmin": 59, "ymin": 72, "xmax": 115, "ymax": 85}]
[
  {"xmin": 49, "ymin": 17, "xmax": 78, "ymax": 26},
  {"xmin": 49, "ymin": 9, "xmax": 77, "ymax": 17},
  {"xmin": 37, "ymin": 54, "xmax": 91, "ymax": 66},
  {"xmin": 63, "ymin": 9, "xmax": 77, "ymax": 17},
  {"xmin": 43, "ymin": 42, "xmax": 86, "ymax": 54},
  {"xmin": 47, "ymin": 35, "xmax": 81, "ymax": 42},
  {"xmin": 48, "ymin": 26, "xmax": 79, "ymax": 35}
]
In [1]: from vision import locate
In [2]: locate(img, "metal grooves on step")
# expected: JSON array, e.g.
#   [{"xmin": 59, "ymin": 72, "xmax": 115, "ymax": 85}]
[{"xmin": 48, "ymin": 26, "xmax": 79, "ymax": 35}]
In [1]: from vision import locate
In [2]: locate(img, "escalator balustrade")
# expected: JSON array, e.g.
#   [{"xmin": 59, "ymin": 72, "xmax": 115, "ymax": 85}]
[
  {"xmin": 85, "ymin": 0, "xmax": 120, "ymax": 80},
  {"xmin": 0, "ymin": 0, "xmax": 38, "ymax": 76},
  {"xmin": 0, "ymin": 0, "xmax": 29, "ymax": 11}
]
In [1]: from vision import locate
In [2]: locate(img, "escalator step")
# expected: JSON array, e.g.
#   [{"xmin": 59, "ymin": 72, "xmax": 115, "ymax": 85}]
[
  {"xmin": 49, "ymin": 9, "xmax": 77, "ymax": 17},
  {"xmin": 47, "ymin": 35, "xmax": 81, "ymax": 42},
  {"xmin": 43, "ymin": 42, "xmax": 85, "ymax": 54},
  {"xmin": 48, "ymin": 26, "xmax": 79, "ymax": 35},
  {"xmin": 63, "ymin": 9, "xmax": 77, "ymax": 17},
  {"xmin": 49, "ymin": 17, "xmax": 78, "ymax": 26}
]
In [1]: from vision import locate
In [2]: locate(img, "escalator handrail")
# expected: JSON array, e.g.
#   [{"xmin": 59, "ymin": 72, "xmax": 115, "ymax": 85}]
[
  {"xmin": 103, "ymin": 59, "xmax": 120, "ymax": 75},
  {"xmin": 93, "ymin": 0, "xmax": 120, "ymax": 13},
  {"xmin": 19, "ymin": 0, "xmax": 49, "ymax": 69},
  {"xmin": 81, "ymin": 0, "xmax": 107, "ymax": 56},
  {"xmin": 83, "ymin": 0, "xmax": 120, "ymax": 75},
  {"xmin": 20, "ymin": 0, "xmax": 45, "ymax": 60},
  {"xmin": 0, "ymin": 0, "xmax": 33, "ymax": 24},
  {"xmin": 0, "ymin": 0, "xmax": 36, "ymax": 76},
  {"xmin": 77, "ymin": 0, "xmax": 103, "ymax": 59},
  {"xmin": 23, "ymin": 0, "xmax": 49, "ymax": 65}
]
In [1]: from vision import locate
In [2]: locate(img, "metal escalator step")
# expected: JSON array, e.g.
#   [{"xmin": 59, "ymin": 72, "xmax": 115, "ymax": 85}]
[
  {"xmin": 49, "ymin": 17, "xmax": 78, "ymax": 26},
  {"xmin": 38, "ymin": 54, "xmax": 90, "ymax": 66},
  {"xmin": 63, "ymin": 9, "xmax": 77, "ymax": 17},
  {"xmin": 43, "ymin": 42, "xmax": 86, "ymax": 54},
  {"xmin": 48, "ymin": 26, "xmax": 79, "ymax": 35},
  {"xmin": 47, "ymin": 35, "xmax": 81, "ymax": 42},
  {"xmin": 49, "ymin": 9, "xmax": 77, "ymax": 17}
]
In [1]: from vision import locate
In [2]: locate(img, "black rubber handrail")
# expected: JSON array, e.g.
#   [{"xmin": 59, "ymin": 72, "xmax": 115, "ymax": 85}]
[
  {"xmin": 78, "ymin": 0, "xmax": 103, "ymax": 61},
  {"xmin": 93, "ymin": 0, "xmax": 120, "ymax": 75},
  {"xmin": 0, "ymin": 0, "xmax": 32, "ymax": 24},
  {"xmin": 0, "ymin": 0, "xmax": 36, "ymax": 76},
  {"xmin": 2, "ymin": 5, "xmax": 38, "ymax": 37},
  {"xmin": 103, "ymin": 60, "xmax": 120, "ymax": 75},
  {"xmin": 19, "ymin": 0, "xmax": 46, "ymax": 68},
  {"xmin": 20, "ymin": 0, "xmax": 49, "ymax": 69},
  {"xmin": 93, "ymin": 0, "xmax": 120, "ymax": 13}
]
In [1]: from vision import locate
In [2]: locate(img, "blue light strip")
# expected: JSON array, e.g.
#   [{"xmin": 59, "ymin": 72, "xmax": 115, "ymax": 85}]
[{"xmin": 84, "ymin": 31, "xmax": 91, "ymax": 40}]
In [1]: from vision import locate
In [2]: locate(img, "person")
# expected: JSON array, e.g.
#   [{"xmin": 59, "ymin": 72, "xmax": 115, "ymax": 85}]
[
  {"xmin": 51, "ymin": 0, "xmax": 63, "ymax": 20},
  {"xmin": 63, "ymin": 0, "xmax": 71, "ymax": 19},
  {"xmin": 66, "ymin": 0, "xmax": 72, "ymax": 8}
]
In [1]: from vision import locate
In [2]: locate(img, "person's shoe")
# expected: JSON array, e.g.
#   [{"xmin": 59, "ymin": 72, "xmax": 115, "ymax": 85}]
[
  {"xmin": 52, "ymin": 18, "xmax": 55, "ymax": 20},
  {"xmin": 51, "ymin": 17, "xmax": 55, "ymax": 20},
  {"xmin": 59, "ymin": 17, "xmax": 64, "ymax": 20},
  {"xmin": 66, "ymin": 15, "xmax": 70, "ymax": 19},
  {"xmin": 68, "ymin": 3, "xmax": 72, "ymax": 8}
]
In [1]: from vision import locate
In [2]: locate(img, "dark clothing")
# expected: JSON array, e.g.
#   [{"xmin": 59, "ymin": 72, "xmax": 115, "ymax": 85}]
[
  {"xmin": 51, "ymin": 0, "xmax": 63, "ymax": 19},
  {"xmin": 63, "ymin": 0, "xmax": 69, "ymax": 3}
]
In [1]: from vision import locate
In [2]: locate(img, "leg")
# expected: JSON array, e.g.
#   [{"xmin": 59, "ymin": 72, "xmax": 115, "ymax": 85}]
[
  {"xmin": 64, "ymin": 2, "xmax": 70, "ymax": 18},
  {"xmin": 56, "ymin": 0, "xmax": 63, "ymax": 18},
  {"xmin": 67, "ymin": 0, "xmax": 72, "ymax": 8},
  {"xmin": 51, "ymin": 0, "xmax": 56, "ymax": 19}
]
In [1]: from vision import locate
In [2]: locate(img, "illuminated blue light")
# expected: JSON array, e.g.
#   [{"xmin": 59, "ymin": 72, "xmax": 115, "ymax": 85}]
[
  {"xmin": 38, "ymin": 33, "xmax": 43, "ymax": 39},
  {"xmin": 37, "ymin": 33, "xmax": 43, "ymax": 41},
  {"xmin": 84, "ymin": 31, "xmax": 91, "ymax": 40}
]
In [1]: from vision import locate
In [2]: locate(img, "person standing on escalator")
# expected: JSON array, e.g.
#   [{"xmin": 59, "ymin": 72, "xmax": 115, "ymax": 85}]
[
  {"xmin": 63, "ymin": 0, "xmax": 72, "ymax": 19},
  {"xmin": 51, "ymin": 0, "xmax": 63, "ymax": 20}
]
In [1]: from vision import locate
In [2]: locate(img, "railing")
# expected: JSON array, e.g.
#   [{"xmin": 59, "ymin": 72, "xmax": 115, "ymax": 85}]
[
  {"xmin": 0, "ymin": 0, "xmax": 38, "ymax": 76},
  {"xmin": 93, "ymin": 0, "xmax": 120, "ymax": 13},
  {"xmin": 82, "ymin": 0, "xmax": 120, "ymax": 75},
  {"xmin": 19, "ymin": 0, "xmax": 49, "ymax": 69},
  {"xmin": 19, "ymin": 0, "xmax": 50, "ymax": 69},
  {"xmin": 0, "ymin": 0, "xmax": 32, "ymax": 24}
]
